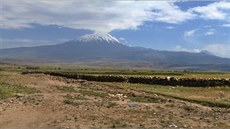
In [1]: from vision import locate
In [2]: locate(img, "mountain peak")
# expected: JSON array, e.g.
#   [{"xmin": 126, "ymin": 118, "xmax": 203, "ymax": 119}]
[{"xmin": 78, "ymin": 32, "xmax": 120, "ymax": 44}]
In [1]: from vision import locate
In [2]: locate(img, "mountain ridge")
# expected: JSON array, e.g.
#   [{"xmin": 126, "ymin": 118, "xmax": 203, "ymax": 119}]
[{"xmin": 0, "ymin": 33, "xmax": 229, "ymax": 71}]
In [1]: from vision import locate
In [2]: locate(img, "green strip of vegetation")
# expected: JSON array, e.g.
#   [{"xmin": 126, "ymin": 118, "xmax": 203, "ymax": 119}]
[
  {"xmin": 79, "ymin": 89, "xmax": 107, "ymax": 98},
  {"xmin": 0, "ymin": 82, "xmax": 37, "ymax": 100},
  {"xmin": 63, "ymin": 99, "xmax": 81, "ymax": 107},
  {"xmin": 127, "ymin": 86, "xmax": 230, "ymax": 108},
  {"xmin": 101, "ymin": 82, "xmax": 230, "ymax": 108},
  {"xmin": 64, "ymin": 94, "xmax": 88, "ymax": 100},
  {"xmin": 172, "ymin": 96, "xmax": 230, "ymax": 108},
  {"xmin": 63, "ymin": 94, "xmax": 87, "ymax": 107},
  {"xmin": 56, "ymin": 86, "xmax": 77, "ymax": 93},
  {"xmin": 128, "ymin": 96, "xmax": 158, "ymax": 103},
  {"xmin": 152, "ymin": 91, "xmax": 230, "ymax": 108}
]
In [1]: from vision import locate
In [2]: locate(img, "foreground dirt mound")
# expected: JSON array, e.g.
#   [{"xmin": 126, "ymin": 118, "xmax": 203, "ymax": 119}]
[{"xmin": 0, "ymin": 73, "xmax": 229, "ymax": 128}]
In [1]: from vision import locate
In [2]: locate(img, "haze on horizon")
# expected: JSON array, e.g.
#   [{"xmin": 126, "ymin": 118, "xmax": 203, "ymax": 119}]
[{"xmin": 0, "ymin": 0, "xmax": 229, "ymax": 58}]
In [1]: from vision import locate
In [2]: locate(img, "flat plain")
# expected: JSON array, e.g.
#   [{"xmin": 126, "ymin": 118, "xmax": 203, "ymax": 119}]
[{"xmin": 0, "ymin": 63, "xmax": 229, "ymax": 128}]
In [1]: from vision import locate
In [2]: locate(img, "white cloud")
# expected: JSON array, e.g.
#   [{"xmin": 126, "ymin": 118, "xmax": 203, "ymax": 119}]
[
  {"xmin": 174, "ymin": 44, "xmax": 230, "ymax": 58},
  {"xmin": 204, "ymin": 44, "xmax": 230, "ymax": 58},
  {"xmin": 175, "ymin": 45, "xmax": 189, "ymax": 52},
  {"xmin": 190, "ymin": 1, "xmax": 230, "ymax": 20},
  {"xmin": 0, "ymin": 1, "xmax": 229, "ymax": 32},
  {"xmin": 222, "ymin": 24, "xmax": 230, "ymax": 27},
  {"xmin": 205, "ymin": 29, "xmax": 215, "ymax": 36},
  {"xmin": 150, "ymin": 2, "xmax": 195, "ymax": 24},
  {"xmin": 184, "ymin": 29, "xmax": 197, "ymax": 37},
  {"xmin": 119, "ymin": 37, "xmax": 125, "ymax": 41},
  {"xmin": 0, "ymin": 38, "xmax": 62, "ymax": 49},
  {"xmin": 193, "ymin": 48, "xmax": 201, "ymax": 53},
  {"xmin": 205, "ymin": 31, "xmax": 214, "ymax": 36},
  {"xmin": 0, "ymin": 0, "xmax": 195, "ymax": 32},
  {"xmin": 204, "ymin": 25, "xmax": 212, "ymax": 28},
  {"xmin": 118, "ymin": 37, "xmax": 128, "ymax": 44},
  {"xmin": 165, "ymin": 26, "xmax": 175, "ymax": 29},
  {"xmin": 175, "ymin": 45, "xmax": 201, "ymax": 53}
]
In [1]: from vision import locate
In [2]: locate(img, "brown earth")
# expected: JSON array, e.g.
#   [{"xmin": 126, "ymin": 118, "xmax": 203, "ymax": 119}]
[{"xmin": 0, "ymin": 72, "xmax": 229, "ymax": 128}]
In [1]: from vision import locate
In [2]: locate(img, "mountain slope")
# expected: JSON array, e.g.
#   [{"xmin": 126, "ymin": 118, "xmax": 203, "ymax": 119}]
[{"xmin": 0, "ymin": 33, "xmax": 229, "ymax": 70}]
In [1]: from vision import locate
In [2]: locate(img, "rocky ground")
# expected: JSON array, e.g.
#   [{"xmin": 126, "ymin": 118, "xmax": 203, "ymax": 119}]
[{"xmin": 0, "ymin": 72, "xmax": 229, "ymax": 128}]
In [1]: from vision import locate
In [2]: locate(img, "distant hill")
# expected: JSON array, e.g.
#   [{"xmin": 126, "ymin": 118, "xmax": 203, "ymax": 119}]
[{"xmin": 0, "ymin": 32, "xmax": 229, "ymax": 71}]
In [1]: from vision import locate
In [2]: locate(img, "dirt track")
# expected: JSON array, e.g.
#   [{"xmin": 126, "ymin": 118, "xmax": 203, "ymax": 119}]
[{"xmin": 0, "ymin": 73, "xmax": 229, "ymax": 128}]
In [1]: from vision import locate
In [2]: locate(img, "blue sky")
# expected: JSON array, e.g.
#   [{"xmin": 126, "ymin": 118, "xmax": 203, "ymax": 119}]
[{"xmin": 0, "ymin": 0, "xmax": 229, "ymax": 58}]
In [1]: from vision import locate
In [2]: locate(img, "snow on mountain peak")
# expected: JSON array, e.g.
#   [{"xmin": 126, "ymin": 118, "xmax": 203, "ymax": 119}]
[{"xmin": 78, "ymin": 32, "xmax": 120, "ymax": 43}]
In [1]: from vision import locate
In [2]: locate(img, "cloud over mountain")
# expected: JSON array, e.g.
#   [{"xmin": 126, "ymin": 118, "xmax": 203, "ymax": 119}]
[{"xmin": 1, "ymin": 1, "xmax": 229, "ymax": 32}]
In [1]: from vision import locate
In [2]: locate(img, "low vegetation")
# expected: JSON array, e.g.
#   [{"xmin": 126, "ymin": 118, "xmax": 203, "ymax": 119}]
[
  {"xmin": 63, "ymin": 99, "xmax": 82, "ymax": 107},
  {"xmin": 0, "ymin": 64, "xmax": 230, "ymax": 128},
  {"xmin": 63, "ymin": 94, "xmax": 87, "ymax": 107},
  {"xmin": 56, "ymin": 86, "xmax": 77, "ymax": 93},
  {"xmin": 128, "ymin": 96, "xmax": 159, "ymax": 103},
  {"xmin": 64, "ymin": 94, "xmax": 88, "ymax": 100},
  {"xmin": 79, "ymin": 89, "xmax": 107, "ymax": 98},
  {"xmin": 101, "ymin": 82, "xmax": 230, "ymax": 108},
  {"xmin": 0, "ymin": 82, "xmax": 37, "ymax": 100},
  {"xmin": 17, "ymin": 64, "xmax": 230, "ymax": 79}
]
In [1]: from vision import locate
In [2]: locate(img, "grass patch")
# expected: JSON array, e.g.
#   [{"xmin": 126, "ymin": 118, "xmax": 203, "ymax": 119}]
[
  {"xmin": 101, "ymin": 82, "xmax": 230, "ymax": 108},
  {"xmin": 64, "ymin": 94, "xmax": 87, "ymax": 100},
  {"xmin": 0, "ymin": 82, "xmax": 37, "ymax": 100},
  {"xmin": 79, "ymin": 89, "xmax": 107, "ymax": 98},
  {"xmin": 128, "ymin": 96, "xmax": 158, "ymax": 103},
  {"xmin": 63, "ymin": 94, "xmax": 86, "ymax": 107},
  {"xmin": 0, "ymin": 90, "xmax": 12, "ymax": 100},
  {"xmin": 106, "ymin": 102, "xmax": 118, "ymax": 108},
  {"xmin": 132, "ymin": 86, "xmax": 230, "ymax": 108},
  {"xmin": 63, "ymin": 99, "xmax": 81, "ymax": 107},
  {"xmin": 56, "ymin": 86, "xmax": 77, "ymax": 92},
  {"xmin": 169, "ymin": 95, "xmax": 230, "ymax": 108}
]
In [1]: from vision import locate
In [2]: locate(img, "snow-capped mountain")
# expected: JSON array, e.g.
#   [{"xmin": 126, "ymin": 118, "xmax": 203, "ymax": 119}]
[
  {"xmin": 78, "ymin": 32, "xmax": 120, "ymax": 44},
  {"xmin": 0, "ymin": 33, "xmax": 229, "ymax": 71}
]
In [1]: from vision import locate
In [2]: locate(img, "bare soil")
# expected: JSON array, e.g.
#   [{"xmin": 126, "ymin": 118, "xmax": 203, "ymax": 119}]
[{"xmin": 0, "ymin": 72, "xmax": 229, "ymax": 128}]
